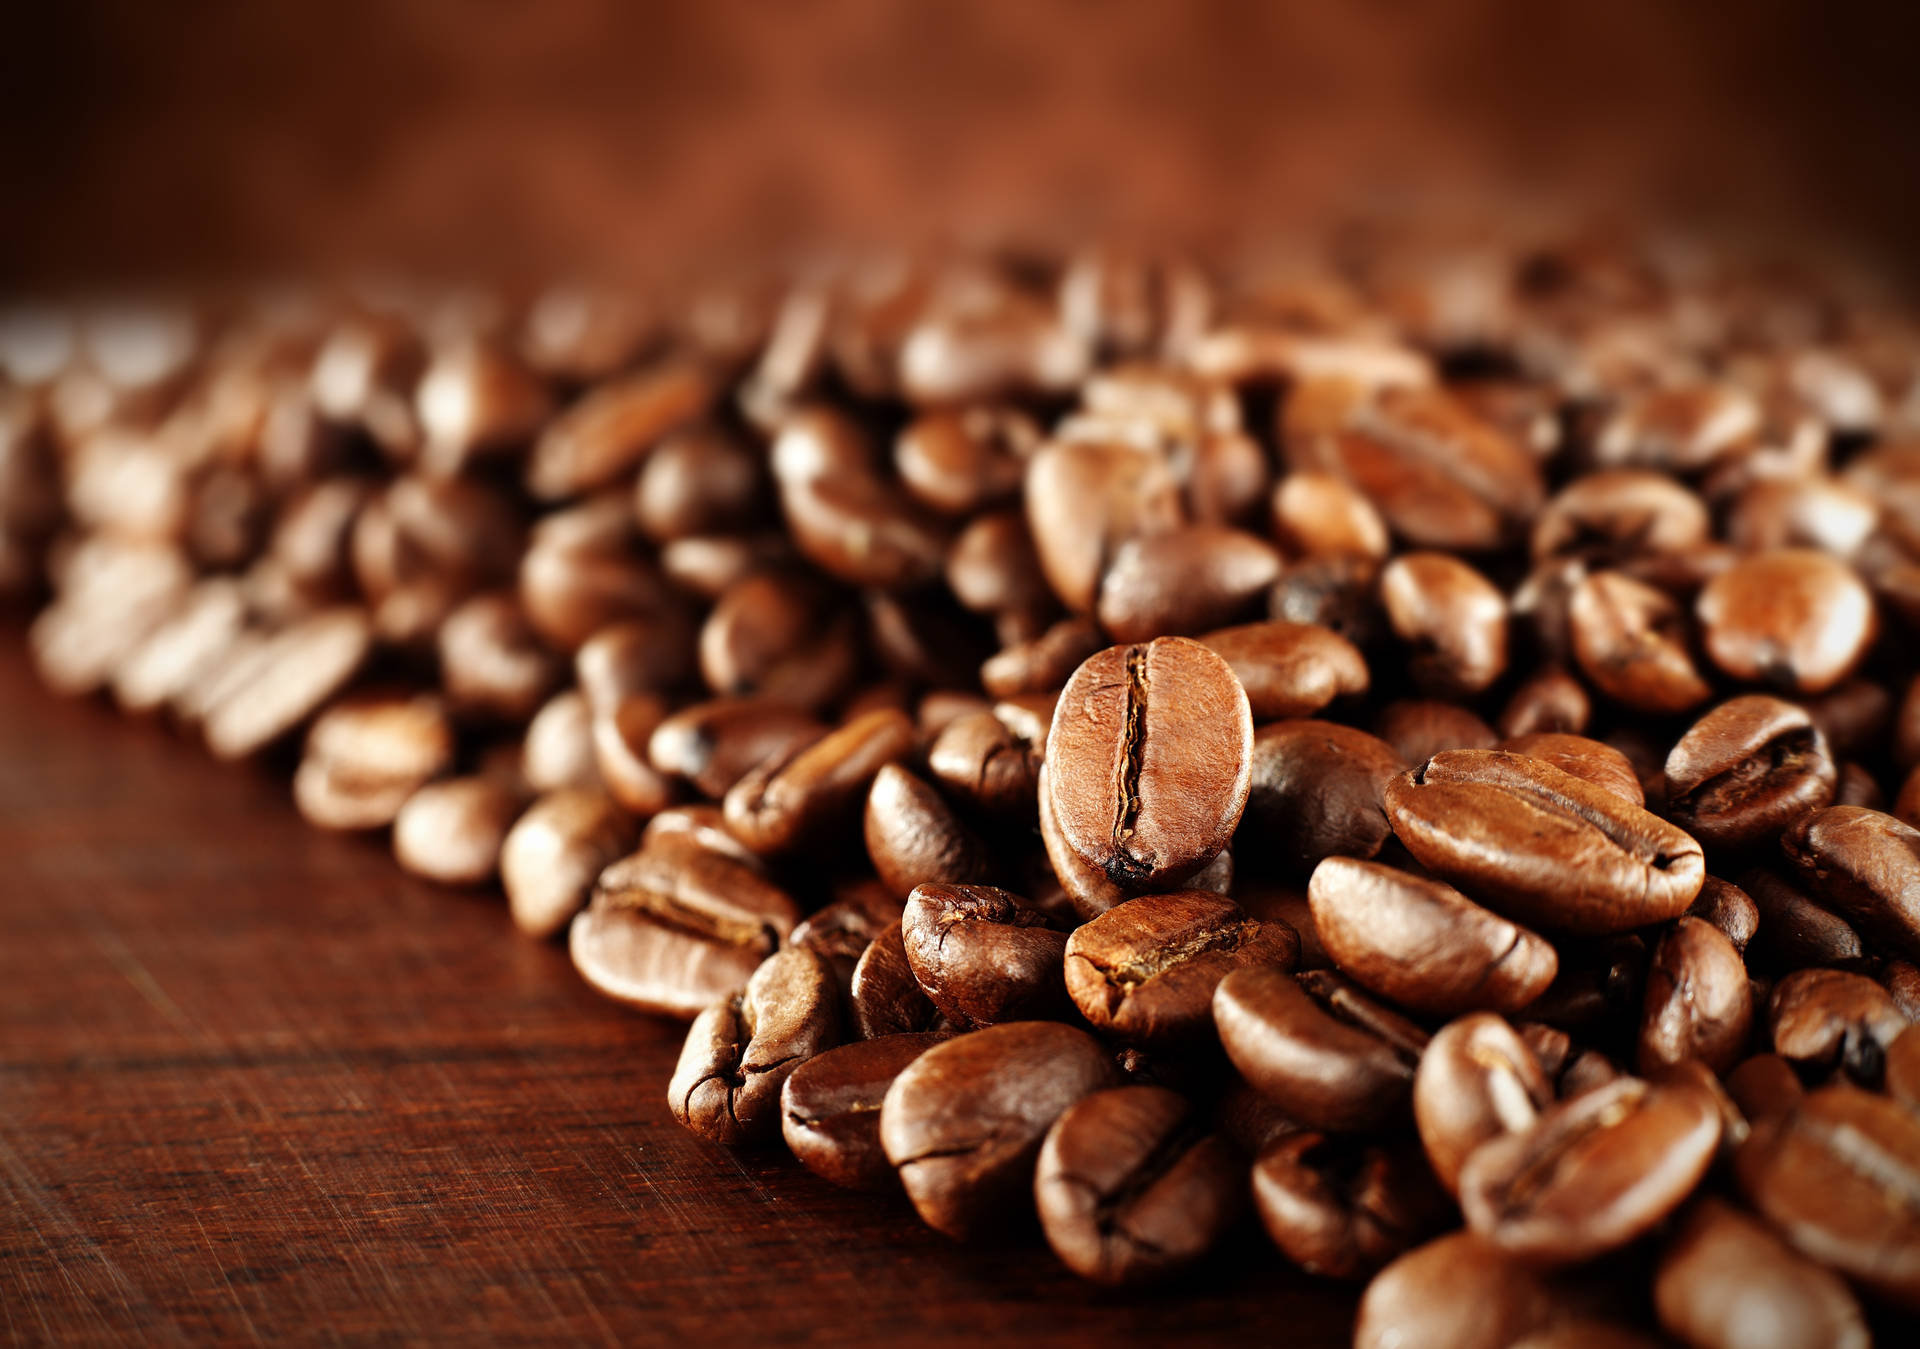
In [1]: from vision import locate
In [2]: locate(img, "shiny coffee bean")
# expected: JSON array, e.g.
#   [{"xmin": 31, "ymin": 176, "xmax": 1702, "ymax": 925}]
[
  {"xmin": 646, "ymin": 698, "xmax": 823, "ymax": 801},
  {"xmin": 900, "ymin": 883, "xmax": 1072, "ymax": 1030},
  {"xmin": 292, "ymin": 692, "xmax": 455, "ymax": 832},
  {"xmin": 1780, "ymin": 806, "xmax": 1920, "ymax": 962},
  {"xmin": 1665, "ymin": 696, "xmax": 1835, "ymax": 856},
  {"xmin": 1213, "ymin": 967, "xmax": 1427, "ymax": 1131},
  {"xmin": 521, "ymin": 689, "xmax": 599, "ymax": 793},
  {"xmin": 1684, "ymin": 875, "xmax": 1759, "ymax": 953},
  {"xmin": 1240, "ymin": 721, "xmax": 1406, "ymax": 876},
  {"xmin": 1044, "ymin": 637, "xmax": 1253, "ymax": 891},
  {"xmin": 1568, "ymin": 570, "xmax": 1711, "ymax": 715},
  {"xmin": 525, "ymin": 359, "xmax": 713, "ymax": 500},
  {"xmin": 788, "ymin": 883, "xmax": 902, "ymax": 998},
  {"xmin": 698, "ymin": 572, "xmax": 858, "ymax": 712},
  {"xmin": 980, "ymin": 614, "xmax": 1104, "ymax": 699},
  {"xmin": 669, "ymin": 946, "xmax": 840, "ymax": 1146},
  {"xmin": 1034, "ymin": 1085, "xmax": 1243, "ymax": 1285},
  {"xmin": 780, "ymin": 1032, "xmax": 952, "ymax": 1190},
  {"xmin": 518, "ymin": 495, "xmax": 674, "ymax": 651},
  {"xmin": 894, "ymin": 407, "xmax": 1032, "ymax": 516},
  {"xmin": 723, "ymin": 708, "xmax": 916, "ymax": 856},
  {"xmin": 849, "ymin": 921, "xmax": 944, "ymax": 1039},
  {"xmin": 632, "ymin": 424, "xmax": 767, "ymax": 541},
  {"xmin": 1498, "ymin": 733, "xmax": 1644, "ymax": 807},
  {"xmin": 1637, "ymin": 917, "xmax": 1753, "ymax": 1077},
  {"xmin": 1270, "ymin": 470, "xmax": 1390, "ymax": 562},
  {"xmin": 1096, "ymin": 524, "xmax": 1280, "ymax": 643},
  {"xmin": 1354, "ymin": 1231, "xmax": 1557, "ymax": 1349},
  {"xmin": 437, "ymin": 592, "xmax": 562, "ymax": 723},
  {"xmin": 1886, "ymin": 1026, "xmax": 1920, "ymax": 1111},
  {"xmin": 1024, "ymin": 440, "xmax": 1183, "ymax": 613},
  {"xmin": 879, "ymin": 1021, "xmax": 1119, "ymax": 1239},
  {"xmin": 1459, "ymin": 1075, "xmax": 1722, "ymax": 1265},
  {"xmin": 925, "ymin": 709, "xmax": 1042, "ymax": 820},
  {"xmin": 1767, "ymin": 967, "xmax": 1909, "ymax": 1086},
  {"xmin": 1414, "ymin": 1013, "xmax": 1554, "ymax": 1195},
  {"xmin": 575, "ymin": 616, "xmax": 697, "ymax": 715},
  {"xmin": 1253, "ymin": 1133, "xmax": 1449, "ymax": 1279},
  {"xmin": 1653, "ymin": 1198, "xmax": 1870, "ymax": 1349},
  {"xmin": 1197, "ymin": 619, "xmax": 1368, "ymax": 721},
  {"xmin": 1696, "ymin": 549, "xmax": 1877, "ymax": 695},
  {"xmin": 202, "ymin": 606, "xmax": 372, "ymax": 760},
  {"xmin": 589, "ymin": 694, "xmax": 675, "ymax": 817},
  {"xmin": 1498, "ymin": 667, "xmax": 1592, "ymax": 739},
  {"xmin": 392, "ymin": 775, "xmax": 521, "ymax": 887},
  {"xmin": 500, "ymin": 788, "xmax": 634, "ymax": 939},
  {"xmin": 863, "ymin": 766, "xmax": 992, "ymax": 900},
  {"xmin": 944, "ymin": 508, "xmax": 1053, "ymax": 633},
  {"xmin": 1064, "ymin": 891, "xmax": 1298, "ymax": 1046},
  {"xmin": 1309, "ymin": 858, "xmax": 1558, "ymax": 1017},
  {"xmin": 1036, "ymin": 761, "xmax": 1233, "ymax": 920},
  {"xmin": 1380, "ymin": 552, "xmax": 1509, "ymax": 697},
  {"xmin": 1531, "ymin": 469, "xmax": 1710, "ymax": 565}
]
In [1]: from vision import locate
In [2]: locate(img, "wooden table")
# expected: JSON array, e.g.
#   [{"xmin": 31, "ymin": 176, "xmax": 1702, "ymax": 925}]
[{"xmin": 0, "ymin": 634, "xmax": 1355, "ymax": 1346}]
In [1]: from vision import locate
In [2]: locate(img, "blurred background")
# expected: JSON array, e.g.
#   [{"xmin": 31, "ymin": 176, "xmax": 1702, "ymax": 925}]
[{"xmin": 2, "ymin": 0, "xmax": 1918, "ymax": 287}]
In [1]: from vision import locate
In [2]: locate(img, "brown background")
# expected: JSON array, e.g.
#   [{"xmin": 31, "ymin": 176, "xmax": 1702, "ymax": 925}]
[{"xmin": 3, "ymin": 0, "xmax": 1919, "ymax": 289}]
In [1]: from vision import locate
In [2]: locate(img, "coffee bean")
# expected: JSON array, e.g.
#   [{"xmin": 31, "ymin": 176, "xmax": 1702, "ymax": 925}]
[
  {"xmin": 589, "ymin": 694, "xmax": 675, "ymax": 817},
  {"xmin": 1095, "ymin": 524, "xmax": 1281, "ymax": 643},
  {"xmin": 1034, "ymin": 1085, "xmax": 1243, "ymax": 1285},
  {"xmin": 569, "ymin": 837, "xmax": 800, "ymax": 1018},
  {"xmin": 1697, "ymin": 549, "xmax": 1877, "ymax": 695},
  {"xmin": 1269, "ymin": 554, "xmax": 1382, "ymax": 646},
  {"xmin": 1213, "ymin": 967, "xmax": 1427, "ymax": 1131},
  {"xmin": 1532, "ymin": 469, "xmax": 1711, "ymax": 566},
  {"xmin": 1045, "ymin": 637, "xmax": 1252, "ymax": 891},
  {"xmin": 848, "ymin": 920, "xmax": 944, "ymax": 1039},
  {"xmin": 1253, "ymin": 1132, "xmax": 1450, "ymax": 1279},
  {"xmin": 202, "ymin": 606, "xmax": 372, "ymax": 760},
  {"xmin": 723, "ymin": 708, "xmax": 916, "ymax": 856},
  {"xmin": 1373, "ymin": 698, "xmax": 1497, "ymax": 766},
  {"xmin": 772, "ymin": 415, "xmax": 951, "ymax": 591},
  {"xmin": 112, "ymin": 576, "xmax": 249, "ymax": 715},
  {"xmin": 352, "ymin": 473, "xmax": 523, "ymax": 645},
  {"xmin": 879, "ymin": 1021, "xmax": 1118, "ymax": 1239},
  {"xmin": 1780, "ymin": 806, "xmax": 1920, "ymax": 962},
  {"xmin": 575, "ymin": 616, "xmax": 697, "ymax": 715},
  {"xmin": 1568, "ymin": 570, "xmax": 1711, "ymax": 715},
  {"xmin": 1684, "ymin": 875, "xmax": 1759, "ymax": 953},
  {"xmin": 698, "ymin": 572, "xmax": 858, "ymax": 712},
  {"xmin": 780, "ymin": 1032, "xmax": 952, "ymax": 1189},
  {"xmin": 1354, "ymin": 1232, "xmax": 1557, "ymax": 1349},
  {"xmin": 1725, "ymin": 1052, "xmax": 1805, "ymax": 1127},
  {"xmin": 1198, "ymin": 620, "xmax": 1368, "ymax": 721},
  {"xmin": 1740, "ymin": 867, "xmax": 1865, "ymax": 970},
  {"xmin": 501, "ymin": 787, "xmax": 634, "ymax": 939},
  {"xmin": 1036, "ymin": 760, "xmax": 1233, "ymax": 920},
  {"xmin": 863, "ymin": 766, "xmax": 992, "ymax": 900},
  {"xmin": 1064, "ymin": 891, "xmax": 1298, "ymax": 1045},
  {"xmin": 1498, "ymin": 733, "xmax": 1645, "ymax": 808},
  {"xmin": 900, "ymin": 883, "xmax": 1071, "ymax": 1029},
  {"xmin": 1241, "ymin": 721, "xmax": 1406, "ymax": 876},
  {"xmin": 1665, "ymin": 696, "xmax": 1835, "ymax": 856},
  {"xmin": 1309, "ymin": 858, "xmax": 1558, "ymax": 1017},
  {"xmin": 525, "ymin": 359, "xmax": 713, "ymax": 501},
  {"xmin": 1460, "ymin": 1075, "xmax": 1722, "ymax": 1264},
  {"xmin": 641, "ymin": 803, "xmax": 763, "ymax": 871},
  {"xmin": 1735, "ymin": 1085, "xmax": 1920, "ymax": 1309},
  {"xmin": 646, "ymin": 698, "xmax": 824, "ymax": 800},
  {"xmin": 292, "ymin": 692, "xmax": 455, "ymax": 831},
  {"xmin": 980, "ymin": 615, "xmax": 1104, "ymax": 699},
  {"xmin": 1271, "ymin": 471, "xmax": 1390, "ymax": 561},
  {"xmin": 521, "ymin": 689, "xmax": 599, "ymax": 793},
  {"xmin": 1386, "ymin": 749, "xmax": 1705, "ymax": 935},
  {"xmin": 925, "ymin": 709, "xmax": 1042, "ymax": 820},
  {"xmin": 669, "ymin": 946, "xmax": 840, "ymax": 1145},
  {"xmin": 393, "ymin": 775, "xmax": 521, "ymax": 886},
  {"xmin": 1884, "ymin": 958, "xmax": 1920, "ymax": 1022},
  {"xmin": 1414, "ymin": 1013, "xmax": 1554, "ymax": 1195},
  {"xmin": 1380, "ymin": 552, "xmax": 1509, "ymax": 697},
  {"xmin": 1886, "ymin": 1026, "xmax": 1920, "ymax": 1111},
  {"xmin": 1653, "ymin": 1198, "xmax": 1870, "ymax": 1349},
  {"xmin": 894, "ymin": 407, "xmax": 1033, "ymax": 516},
  {"xmin": 416, "ymin": 338, "xmax": 550, "ymax": 476},
  {"xmin": 787, "ymin": 882, "xmax": 901, "ymax": 999},
  {"xmin": 1637, "ymin": 917, "xmax": 1753, "ymax": 1077},
  {"xmin": 1767, "ymin": 968, "xmax": 1909, "ymax": 1086},
  {"xmin": 633, "ymin": 425, "xmax": 768, "ymax": 542},
  {"xmin": 1024, "ymin": 440, "xmax": 1183, "ymax": 613},
  {"xmin": 1499, "ymin": 667, "xmax": 1593, "ymax": 739},
  {"xmin": 438, "ymin": 592, "xmax": 563, "ymax": 723},
  {"xmin": 518, "ymin": 495, "xmax": 673, "ymax": 651}
]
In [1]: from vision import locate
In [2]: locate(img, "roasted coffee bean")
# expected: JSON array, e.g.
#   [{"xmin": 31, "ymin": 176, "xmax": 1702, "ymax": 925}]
[
  {"xmin": 1665, "ymin": 697, "xmax": 1835, "ymax": 856},
  {"xmin": 1096, "ymin": 524, "xmax": 1280, "ymax": 643},
  {"xmin": 521, "ymin": 688, "xmax": 601, "ymax": 794},
  {"xmin": 1499, "ymin": 733, "xmax": 1645, "ymax": 807},
  {"xmin": 849, "ymin": 921, "xmax": 944, "ymax": 1039},
  {"xmin": 1034, "ymin": 1085, "xmax": 1242, "ymax": 1285},
  {"xmin": 723, "ymin": 708, "xmax": 916, "ymax": 856},
  {"xmin": 1460, "ymin": 1075, "xmax": 1722, "ymax": 1264},
  {"xmin": 1044, "ymin": 637, "xmax": 1252, "ymax": 891},
  {"xmin": 393, "ymin": 775, "xmax": 521, "ymax": 886},
  {"xmin": 112, "ymin": 576, "xmax": 249, "ymax": 714},
  {"xmin": 1268, "ymin": 554, "xmax": 1382, "ymax": 646},
  {"xmin": 1064, "ymin": 891, "xmax": 1298, "ymax": 1045},
  {"xmin": 1499, "ymin": 667, "xmax": 1592, "ymax": 739},
  {"xmin": 780, "ymin": 1032, "xmax": 952, "ymax": 1189},
  {"xmin": 1270, "ymin": 470, "xmax": 1390, "ymax": 561},
  {"xmin": 575, "ymin": 616, "xmax": 697, "ymax": 715},
  {"xmin": 1840, "ymin": 761, "xmax": 1887, "ymax": 814},
  {"xmin": 1037, "ymin": 760, "xmax": 1232, "ymax": 920},
  {"xmin": 698, "ymin": 572, "xmax": 858, "ymax": 712},
  {"xmin": 1531, "ymin": 469, "xmax": 1710, "ymax": 565},
  {"xmin": 658, "ymin": 533, "xmax": 792, "ymax": 598},
  {"xmin": 1213, "ymin": 967, "xmax": 1427, "ymax": 1131},
  {"xmin": 1725, "ymin": 1052, "xmax": 1805, "ymax": 1127},
  {"xmin": 1380, "ymin": 552, "xmax": 1509, "ymax": 697},
  {"xmin": 1414, "ymin": 1013, "xmax": 1555, "ymax": 1195},
  {"xmin": 771, "ymin": 414, "xmax": 950, "ymax": 590},
  {"xmin": 1893, "ymin": 764, "xmax": 1920, "ymax": 824},
  {"xmin": 646, "ymin": 698, "xmax": 823, "ymax": 801},
  {"xmin": 1767, "ymin": 967, "xmax": 1909, "ymax": 1086},
  {"xmin": 569, "ymin": 838, "xmax": 800, "ymax": 1018},
  {"xmin": 944, "ymin": 508, "xmax": 1053, "ymax": 631},
  {"xmin": 641, "ymin": 803, "xmax": 762, "ymax": 870},
  {"xmin": 1637, "ymin": 917, "xmax": 1753, "ymax": 1077},
  {"xmin": 1696, "ymin": 549, "xmax": 1877, "ymax": 695},
  {"xmin": 525, "ymin": 359, "xmax": 713, "ymax": 500},
  {"xmin": 1653, "ymin": 1198, "xmax": 1870, "ymax": 1349},
  {"xmin": 862, "ymin": 766, "xmax": 992, "ymax": 900},
  {"xmin": 669, "ymin": 946, "xmax": 840, "ymax": 1146},
  {"xmin": 925, "ymin": 709, "xmax": 1042, "ymax": 820},
  {"xmin": 894, "ymin": 407, "xmax": 1032, "ymax": 516},
  {"xmin": 1557, "ymin": 1051, "xmax": 1626, "ymax": 1099},
  {"xmin": 1373, "ymin": 698, "xmax": 1498, "ymax": 766},
  {"xmin": 1780, "ymin": 806, "xmax": 1920, "ymax": 961},
  {"xmin": 1735, "ymin": 1085, "xmax": 1920, "ymax": 1309},
  {"xmin": 1741, "ymin": 867, "xmax": 1865, "ymax": 970},
  {"xmin": 518, "ymin": 495, "xmax": 674, "ymax": 651},
  {"xmin": 202, "ymin": 606, "xmax": 372, "ymax": 760},
  {"xmin": 1309, "ymin": 858, "xmax": 1558, "ymax": 1017},
  {"xmin": 1386, "ymin": 749, "xmax": 1705, "ymax": 935},
  {"xmin": 980, "ymin": 615, "xmax": 1104, "ymax": 698},
  {"xmin": 1884, "ymin": 957, "xmax": 1920, "ymax": 1022},
  {"xmin": 1253, "ymin": 1133, "xmax": 1449, "ymax": 1279},
  {"xmin": 1354, "ymin": 1231, "xmax": 1558, "ymax": 1349},
  {"xmin": 1024, "ymin": 440, "xmax": 1183, "ymax": 613},
  {"xmin": 1198, "ymin": 620, "xmax": 1368, "ymax": 721},
  {"xmin": 1684, "ymin": 875, "xmax": 1758, "ymax": 953},
  {"xmin": 1240, "ymin": 721, "xmax": 1406, "ymax": 876},
  {"xmin": 633, "ymin": 425, "xmax": 767, "ymax": 541},
  {"xmin": 589, "ymin": 694, "xmax": 675, "ymax": 817},
  {"xmin": 879, "ymin": 1021, "xmax": 1119, "ymax": 1239},
  {"xmin": 789, "ymin": 883, "xmax": 901, "ymax": 999},
  {"xmin": 1568, "ymin": 570, "xmax": 1711, "ymax": 715},
  {"xmin": 351, "ymin": 473, "xmax": 523, "ymax": 645},
  {"xmin": 437, "ymin": 592, "xmax": 563, "ymax": 723},
  {"xmin": 292, "ymin": 692, "xmax": 455, "ymax": 832},
  {"xmin": 501, "ymin": 787, "xmax": 634, "ymax": 939},
  {"xmin": 900, "ymin": 884, "xmax": 1071, "ymax": 1029}
]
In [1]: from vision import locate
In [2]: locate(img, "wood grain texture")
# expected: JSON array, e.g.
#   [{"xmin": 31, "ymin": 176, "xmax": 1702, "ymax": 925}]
[{"xmin": 0, "ymin": 633, "xmax": 1354, "ymax": 1346}]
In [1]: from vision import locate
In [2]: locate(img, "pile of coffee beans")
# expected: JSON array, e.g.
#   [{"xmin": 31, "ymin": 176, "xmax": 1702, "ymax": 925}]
[{"xmin": 7, "ymin": 234, "xmax": 1920, "ymax": 1343}]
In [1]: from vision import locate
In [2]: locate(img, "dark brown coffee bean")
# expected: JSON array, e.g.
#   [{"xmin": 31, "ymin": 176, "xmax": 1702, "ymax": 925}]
[
  {"xmin": 723, "ymin": 708, "xmax": 916, "ymax": 856},
  {"xmin": 1499, "ymin": 732, "xmax": 1645, "ymax": 807},
  {"xmin": 698, "ymin": 572, "xmax": 857, "ymax": 712},
  {"xmin": 1309, "ymin": 858, "xmax": 1558, "ymax": 1017},
  {"xmin": 1373, "ymin": 698, "xmax": 1498, "ymax": 766},
  {"xmin": 1725, "ymin": 1052, "xmax": 1805, "ymax": 1127},
  {"xmin": 1569, "ymin": 570, "xmax": 1711, "ymax": 714},
  {"xmin": 1414, "ymin": 1013, "xmax": 1554, "ymax": 1195},
  {"xmin": 569, "ymin": 838, "xmax": 800, "ymax": 1018},
  {"xmin": 1665, "ymin": 696, "xmax": 1835, "ymax": 855},
  {"xmin": 669, "ymin": 946, "xmax": 840, "ymax": 1146},
  {"xmin": 1638, "ymin": 917, "xmax": 1754, "ymax": 1077},
  {"xmin": 1355, "ymin": 1232, "xmax": 1558, "ymax": 1349},
  {"xmin": 202, "ymin": 606, "xmax": 372, "ymax": 760},
  {"xmin": 1271, "ymin": 470, "xmax": 1390, "ymax": 561},
  {"xmin": 292, "ymin": 692, "xmax": 455, "ymax": 832},
  {"xmin": 393, "ymin": 775, "xmax": 521, "ymax": 887},
  {"xmin": 770, "ymin": 412, "xmax": 949, "ymax": 590},
  {"xmin": 980, "ymin": 615, "xmax": 1104, "ymax": 698},
  {"xmin": 879, "ymin": 1021, "xmax": 1119, "ymax": 1239},
  {"xmin": 1654, "ymin": 1197, "xmax": 1870, "ymax": 1349},
  {"xmin": 862, "ymin": 766, "xmax": 991, "ymax": 900},
  {"xmin": 1213, "ymin": 967, "xmax": 1427, "ymax": 1131},
  {"xmin": 900, "ymin": 884, "xmax": 1070, "ymax": 1029},
  {"xmin": 1380, "ymin": 552, "xmax": 1509, "ymax": 697},
  {"xmin": 1269, "ymin": 554, "xmax": 1383, "ymax": 647},
  {"xmin": 1044, "ymin": 637, "xmax": 1252, "ymax": 890},
  {"xmin": 780, "ymin": 1032, "xmax": 952, "ymax": 1189},
  {"xmin": 848, "ymin": 920, "xmax": 944, "ymax": 1039},
  {"xmin": 1024, "ymin": 440, "xmax": 1183, "ymax": 613},
  {"xmin": 1096, "ymin": 524, "xmax": 1280, "ymax": 643},
  {"xmin": 1532, "ymin": 469, "xmax": 1711, "ymax": 565},
  {"xmin": 633, "ymin": 425, "xmax": 767, "ymax": 542},
  {"xmin": 1198, "ymin": 619, "xmax": 1368, "ymax": 721},
  {"xmin": 1240, "ymin": 720, "xmax": 1406, "ymax": 876},
  {"xmin": 525, "ymin": 359, "xmax": 713, "ymax": 500},
  {"xmin": 501, "ymin": 788, "xmax": 635, "ymax": 939},
  {"xmin": 894, "ymin": 407, "xmax": 1033, "ymax": 516},
  {"xmin": 1741, "ymin": 867, "xmax": 1865, "ymax": 970},
  {"xmin": 1781, "ymin": 806, "xmax": 1920, "ymax": 961},
  {"xmin": 1841, "ymin": 761, "xmax": 1887, "ymax": 813},
  {"xmin": 1460, "ymin": 1075, "xmax": 1722, "ymax": 1264},
  {"xmin": 945, "ymin": 508, "xmax": 1054, "ymax": 633},
  {"xmin": 926, "ymin": 709, "xmax": 1042, "ymax": 820},
  {"xmin": 1696, "ymin": 549, "xmax": 1877, "ymax": 695},
  {"xmin": 787, "ymin": 881, "xmax": 900, "ymax": 990},
  {"xmin": 1499, "ymin": 666, "xmax": 1593, "ymax": 739},
  {"xmin": 645, "ymin": 698, "xmax": 822, "ymax": 801},
  {"xmin": 1064, "ymin": 891, "xmax": 1297, "ymax": 1045},
  {"xmin": 1034, "ymin": 1085, "xmax": 1242, "ymax": 1285},
  {"xmin": 1735, "ymin": 1085, "xmax": 1920, "ymax": 1309},
  {"xmin": 1253, "ymin": 1133, "xmax": 1449, "ymax": 1280},
  {"xmin": 1685, "ymin": 875, "xmax": 1759, "ymax": 953},
  {"xmin": 1387, "ymin": 749, "xmax": 1705, "ymax": 935},
  {"xmin": 1768, "ymin": 967, "xmax": 1909, "ymax": 1086}
]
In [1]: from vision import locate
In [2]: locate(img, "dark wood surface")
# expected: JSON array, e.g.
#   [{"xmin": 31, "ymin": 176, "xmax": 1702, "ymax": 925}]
[{"xmin": 0, "ymin": 634, "xmax": 1355, "ymax": 1346}]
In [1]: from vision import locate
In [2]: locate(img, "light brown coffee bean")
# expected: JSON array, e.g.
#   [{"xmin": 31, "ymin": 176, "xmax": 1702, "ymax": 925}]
[
  {"xmin": 501, "ymin": 787, "xmax": 634, "ymax": 939},
  {"xmin": 1024, "ymin": 440, "xmax": 1184, "ymax": 613},
  {"xmin": 633, "ymin": 424, "xmax": 767, "ymax": 541},
  {"xmin": 1499, "ymin": 732, "xmax": 1645, "ymax": 807},
  {"xmin": 1498, "ymin": 667, "xmax": 1593, "ymax": 739},
  {"xmin": 646, "ymin": 698, "xmax": 823, "ymax": 801},
  {"xmin": 525, "ymin": 359, "xmax": 713, "ymax": 500},
  {"xmin": 925, "ymin": 709, "xmax": 1042, "ymax": 820},
  {"xmin": 1270, "ymin": 470, "xmax": 1390, "ymax": 561},
  {"xmin": 1198, "ymin": 620, "xmax": 1368, "ymax": 721},
  {"xmin": 1096, "ymin": 524, "xmax": 1281, "ymax": 643},
  {"xmin": 292, "ymin": 692, "xmax": 454, "ymax": 832},
  {"xmin": 393, "ymin": 775, "xmax": 522, "ymax": 886},
  {"xmin": 1380, "ymin": 552, "xmax": 1509, "ymax": 697},
  {"xmin": 202, "ymin": 606, "xmax": 372, "ymax": 760},
  {"xmin": 1653, "ymin": 1198, "xmax": 1870, "ymax": 1349},
  {"xmin": 1696, "ymin": 549, "xmax": 1877, "ymax": 695},
  {"xmin": 1414, "ymin": 1013, "xmax": 1554, "ymax": 1195}
]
